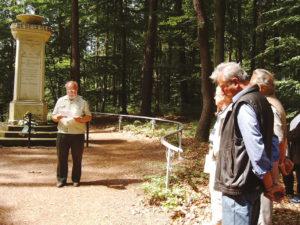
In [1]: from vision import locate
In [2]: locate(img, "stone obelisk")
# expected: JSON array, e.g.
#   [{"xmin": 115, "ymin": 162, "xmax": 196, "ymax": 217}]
[{"xmin": 9, "ymin": 14, "xmax": 52, "ymax": 124}]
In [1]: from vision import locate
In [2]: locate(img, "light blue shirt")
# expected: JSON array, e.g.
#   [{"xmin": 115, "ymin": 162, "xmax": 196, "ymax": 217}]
[
  {"xmin": 272, "ymin": 135, "xmax": 280, "ymax": 162},
  {"xmin": 233, "ymin": 87, "xmax": 272, "ymax": 179}
]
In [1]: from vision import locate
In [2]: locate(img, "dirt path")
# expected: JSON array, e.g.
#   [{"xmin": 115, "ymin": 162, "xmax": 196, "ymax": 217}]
[{"xmin": 0, "ymin": 129, "xmax": 171, "ymax": 225}]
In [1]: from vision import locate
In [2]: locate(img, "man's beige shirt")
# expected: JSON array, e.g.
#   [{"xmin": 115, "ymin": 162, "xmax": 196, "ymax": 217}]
[{"xmin": 52, "ymin": 95, "xmax": 91, "ymax": 134}]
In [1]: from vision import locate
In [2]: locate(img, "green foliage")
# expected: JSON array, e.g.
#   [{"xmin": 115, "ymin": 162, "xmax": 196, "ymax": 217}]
[
  {"xmin": 143, "ymin": 175, "xmax": 198, "ymax": 209},
  {"xmin": 142, "ymin": 176, "xmax": 185, "ymax": 209},
  {"xmin": 276, "ymin": 79, "xmax": 300, "ymax": 119},
  {"xmin": 256, "ymin": 0, "xmax": 300, "ymax": 80},
  {"xmin": 122, "ymin": 120, "xmax": 179, "ymax": 139},
  {"xmin": 181, "ymin": 121, "xmax": 197, "ymax": 138},
  {"xmin": 159, "ymin": 15, "xmax": 192, "ymax": 27},
  {"xmin": 0, "ymin": 0, "xmax": 298, "ymax": 121},
  {"xmin": 142, "ymin": 161, "xmax": 207, "ymax": 209}
]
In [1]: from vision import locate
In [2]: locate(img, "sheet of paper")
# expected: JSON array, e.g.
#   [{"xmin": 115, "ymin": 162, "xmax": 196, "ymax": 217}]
[{"xmin": 60, "ymin": 110, "xmax": 74, "ymax": 118}]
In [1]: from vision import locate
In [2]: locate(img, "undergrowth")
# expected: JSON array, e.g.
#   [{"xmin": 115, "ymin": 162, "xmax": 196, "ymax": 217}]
[
  {"xmin": 142, "ymin": 166, "xmax": 208, "ymax": 210},
  {"xmin": 142, "ymin": 140, "xmax": 209, "ymax": 210},
  {"xmin": 121, "ymin": 120, "xmax": 208, "ymax": 210}
]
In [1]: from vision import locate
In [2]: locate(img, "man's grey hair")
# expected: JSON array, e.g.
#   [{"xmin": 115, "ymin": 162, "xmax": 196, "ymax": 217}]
[
  {"xmin": 251, "ymin": 69, "xmax": 275, "ymax": 95},
  {"xmin": 252, "ymin": 69, "xmax": 274, "ymax": 86},
  {"xmin": 65, "ymin": 80, "xmax": 78, "ymax": 89},
  {"xmin": 210, "ymin": 62, "xmax": 249, "ymax": 83}
]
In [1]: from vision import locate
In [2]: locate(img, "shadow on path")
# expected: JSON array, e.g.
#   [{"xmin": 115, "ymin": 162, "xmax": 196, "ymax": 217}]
[
  {"xmin": 88, "ymin": 139, "xmax": 127, "ymax": 145},
  {"xmin": 0, "ymin": 179, "xmax": 143, "ymax": 190},
  {"xmin": 81, "ymin": 178, "xmax": 143, "ymax": 189}
]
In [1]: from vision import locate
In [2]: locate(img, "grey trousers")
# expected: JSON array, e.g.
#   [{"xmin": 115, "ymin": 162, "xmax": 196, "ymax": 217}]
[
  {"xmin": 258, "ymin": 194, "xmax": 273, "ymax": 225},
  {"xmin": 258, "ymin": 160, "xmax": 280, "ymax": 225}
]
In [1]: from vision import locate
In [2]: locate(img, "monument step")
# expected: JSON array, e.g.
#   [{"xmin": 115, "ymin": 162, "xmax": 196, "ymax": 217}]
[
  {"xmin": 0, "ymin": 137, "xmax": 56, "ymax": 147},
  {"xmin": 0, "ymin": 131, "xmax": 57, "ymax": 138},
  {"xmin": 1, "ymin": 124, "xmax": 57, "ymax": 132}
]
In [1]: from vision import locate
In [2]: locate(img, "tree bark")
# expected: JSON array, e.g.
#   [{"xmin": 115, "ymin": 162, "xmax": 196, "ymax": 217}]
[
  {"xmin": 213, "ymin": 0, "xmax": 225, "ymax": 67},
  {"xmin": 140, "ymin": 0, "xmax": 158, "ymax": 116},
  {"xmin": 120, "ymin": 0, "xmax": 128, "ymax": 114},
  {"xmin": 227, "ymin": 1, "xmax": 234, "ymax": 61},
  {"xmin": 70, "ymin": 0, "xmax": 80, "ymax": 89},
  {"xmin": 237, "ymin": 0, "xmax": 243, "ymax": 63},
  {"xmin": 163, "ymin": 40, "xmax": 172, "ymax": 104},
  {"xmin": 175, "ymin": 0, "xmax": 190, "ymax": 115},
  {"xmin": 112, "ymin": 0, "xmax": 118, "ymax": 107},
  {"xmin": 193, "ymin": 0, "xmax": 215, "ymax": 142},
  {"xmin": 250, "ymin": 0, "xmax": 258, "ymax": 71}
]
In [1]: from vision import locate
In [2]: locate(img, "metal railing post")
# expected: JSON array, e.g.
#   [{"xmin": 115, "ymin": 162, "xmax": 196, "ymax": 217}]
[
  {"xmin": 165, "ymin": 147, "xmax": 172, "ymax": 189},
  {"xmin": 86, "ymin": 122, "xmax": 89, "ymax": 147},
  {"xmin": 165, "ymin": 147, "xmax": 176, "ymax": 189},
  {"xmin": 118, "ymin": 116, "xmax": 122, "ymax": 131},
  {"xmin": 151, "ymin": 119, "xmax": 155, "ymax": 131},
  {"xmin": 178, "ymin": 130, "xmax": 183, "ymax": 159},
  {"xmin": 27, "ymin": 113, "xmax": 32, "ymax": 148}
]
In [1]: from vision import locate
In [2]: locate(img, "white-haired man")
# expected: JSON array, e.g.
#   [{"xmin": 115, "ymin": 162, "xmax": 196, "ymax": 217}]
[
  {"xmin": 210, "ymin": 62, "xmax": 284, "ymax": 225},
  {"xmin": 52, "ymin": 81, "xmax": 92, "ymax": 188}
]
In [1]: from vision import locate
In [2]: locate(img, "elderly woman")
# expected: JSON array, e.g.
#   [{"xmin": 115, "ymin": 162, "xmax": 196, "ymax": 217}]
[{"xmin": 204, "ymin": 86, "xmax": 232, "ymax": 225}]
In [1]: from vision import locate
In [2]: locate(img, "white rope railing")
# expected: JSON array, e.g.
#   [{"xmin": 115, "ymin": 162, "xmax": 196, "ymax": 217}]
[{"xmin": 91, "ymin": 112, "xmax": 184, "ymax": 189}]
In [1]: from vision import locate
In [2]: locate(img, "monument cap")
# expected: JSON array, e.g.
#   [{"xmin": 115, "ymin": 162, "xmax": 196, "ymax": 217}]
[{"xmin": 16, "ymin": 14, "xmax": 44, "ymax": 25}]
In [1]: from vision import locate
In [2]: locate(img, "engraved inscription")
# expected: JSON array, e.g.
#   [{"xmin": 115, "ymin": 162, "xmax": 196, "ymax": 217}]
[{"xmin": 19, "ymin": 41, "xmax": 42, "ymax": 100}]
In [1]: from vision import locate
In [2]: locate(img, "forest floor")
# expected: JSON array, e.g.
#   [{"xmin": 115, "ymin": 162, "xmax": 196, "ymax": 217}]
[{"xmin": 0, "ymin": 127, "xmax": 299, "ymax": 225}]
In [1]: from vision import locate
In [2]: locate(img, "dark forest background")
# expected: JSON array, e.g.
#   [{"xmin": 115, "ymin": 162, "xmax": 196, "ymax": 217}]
[{"xmin": 0, "ymin": 0, "xmax": 299, "ymax": 141}]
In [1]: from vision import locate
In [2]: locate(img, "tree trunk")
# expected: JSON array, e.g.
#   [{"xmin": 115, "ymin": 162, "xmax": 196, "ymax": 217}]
[
  {"xmin": 193, "ymin": 0, "xmax": 215, "ymax": 142},
  {"xmin": 213, "ymin": 0, "xmax": 225, "ymax": 67},
  {"xmin": 112, "ymin": 0, "xmax": 118, "ymax": 107},
  {"xmin": 120, "ymin": 0, "xmax": 128, "ymax": 114},
  {"xmin": 140, "ymin": 0, "xmax": 158, "ymax": 116},
  {"xmin": 175, "ymin": 0, "xmax": 189, "ymax": 115},
  {"xmin": 237, "ymin": 0, "xmax": 243, "ymax": 63},
  {"xmin": 227, "ymin": 1, "xmax": 234, "ymax": 61},
  {"xmin": 70, "ymin": 0, "xmax": 80, "ymax": 89},
  {"xmin": 250, "ymin": 0, "xmax": 258, "ymax": 71},
  {"xmin": 163, "ymin": 41, "xmax": 172, "ymax": 104},
  {"xmin": 102, "ymin": 3, "xmax": 110, "ymax": 112}
]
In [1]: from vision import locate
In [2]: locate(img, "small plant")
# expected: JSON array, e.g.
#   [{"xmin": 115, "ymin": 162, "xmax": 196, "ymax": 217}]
[
  {"xmin": 142, "ymin": 137, "xmax": 210, "ymax": 211},
  {"xmin": 142, "ymin": 175, "xmax": 187, "ymax": 209}
]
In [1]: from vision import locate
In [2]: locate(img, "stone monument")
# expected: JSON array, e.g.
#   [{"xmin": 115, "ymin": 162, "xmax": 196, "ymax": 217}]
[{"xmin": 9, "ymin": 14, "xmax": 52, "ymax": 124}]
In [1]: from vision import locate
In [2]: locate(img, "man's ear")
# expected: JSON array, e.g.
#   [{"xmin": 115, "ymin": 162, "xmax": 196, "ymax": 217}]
[
  {"xmin": 260, "ymin": 85, "xmax": 268, "ymax": 95},
  {"xmin": 231, "ymin": 77, "xmax": 240, "ymax": 87}
]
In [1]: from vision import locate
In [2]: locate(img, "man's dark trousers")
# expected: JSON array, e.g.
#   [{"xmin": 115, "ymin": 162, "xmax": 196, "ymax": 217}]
[{"xmin": 56, "ymin": 133, "xmax": 85, "ymax": 184}]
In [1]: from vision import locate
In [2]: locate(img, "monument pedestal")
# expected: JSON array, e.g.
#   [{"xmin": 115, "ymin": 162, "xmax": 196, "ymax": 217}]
[
  {"xmin": 9, "ymin": 101, "xmax": 47, "ymax": 123},
  {"xmin": 9, "ymin": 15, "xmax": 51, "ymax": 124}
]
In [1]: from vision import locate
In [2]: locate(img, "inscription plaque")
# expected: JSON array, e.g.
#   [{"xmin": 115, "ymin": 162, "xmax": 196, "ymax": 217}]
[{"xmin": 19, "ymin": 41, "xmax": 42, "ymax": 100}]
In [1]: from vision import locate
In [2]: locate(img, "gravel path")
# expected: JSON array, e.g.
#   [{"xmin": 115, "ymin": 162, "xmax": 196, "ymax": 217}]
[{"xmin": 0, "ymin": 130, "xmax": 171, "ymax": 225}]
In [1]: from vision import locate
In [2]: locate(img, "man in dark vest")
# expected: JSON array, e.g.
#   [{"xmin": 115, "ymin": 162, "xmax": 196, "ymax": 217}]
[{"xmin": 209, "ymin": 62, "xmax": 285, "ymax": 225}]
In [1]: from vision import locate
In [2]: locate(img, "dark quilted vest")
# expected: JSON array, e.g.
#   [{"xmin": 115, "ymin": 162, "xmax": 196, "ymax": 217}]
[{"xmin": 214, "ymin": 85, "xmax": 274, "ymax": 195}]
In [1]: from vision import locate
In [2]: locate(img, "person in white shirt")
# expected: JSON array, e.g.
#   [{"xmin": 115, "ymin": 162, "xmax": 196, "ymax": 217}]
[
  {"xmin": 250, "ymin": 69, "xmax": 293, "ymax": 225},
  {"xmin": 204, "ymin": 86, "xmax": 232, "ymax": 225},
  {"xmin": 52, "ymin": 81, "xmax": 92, "ymax": 188}
]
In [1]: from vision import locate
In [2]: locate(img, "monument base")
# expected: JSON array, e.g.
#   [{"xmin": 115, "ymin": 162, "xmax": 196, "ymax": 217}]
[{"xmin": 9, "ymin": 100, "xmax": 48, "ymax": 124}]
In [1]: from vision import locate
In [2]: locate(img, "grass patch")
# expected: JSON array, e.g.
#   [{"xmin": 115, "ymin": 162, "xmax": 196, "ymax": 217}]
[{"xmin": 142, "ymin": 153, "xmax": 209, "ymax": 210}]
